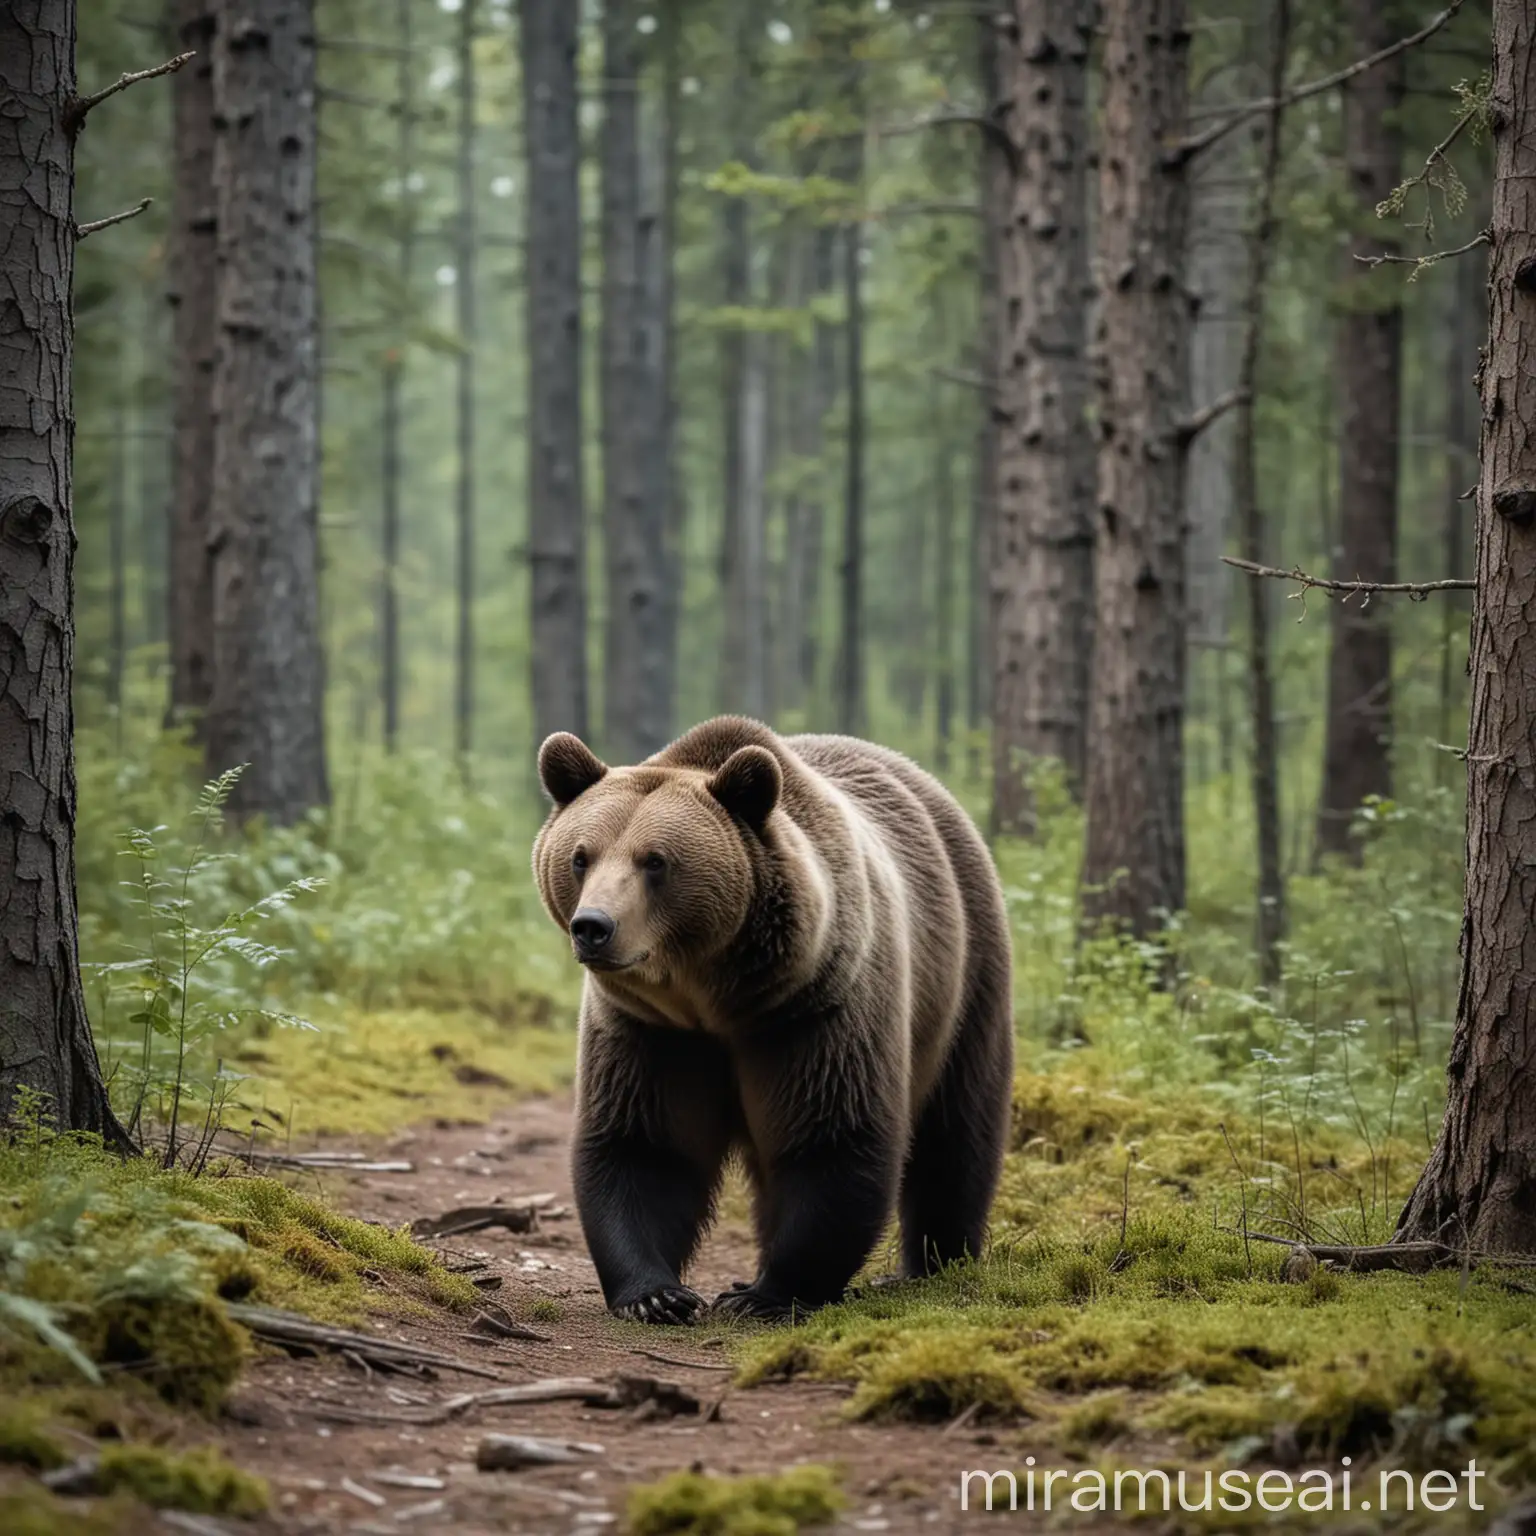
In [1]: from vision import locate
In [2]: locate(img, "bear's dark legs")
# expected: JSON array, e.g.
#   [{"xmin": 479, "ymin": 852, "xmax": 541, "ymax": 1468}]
[
  {"xmin": 899, "ymin": 969, "xmax": 1014, "ymax": 1277},
  {"xmin": 572, "ymin": 1018, "xmax": 737, "ymax": 1324},
  {"xmin": 716, "ymin": 1029, "xmax": 904, "ymax": 1321}
]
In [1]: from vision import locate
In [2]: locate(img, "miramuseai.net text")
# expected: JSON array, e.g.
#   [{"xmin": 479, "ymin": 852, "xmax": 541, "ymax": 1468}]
[{"xmin": 958, "ymin": 1459, "xmax": 1489, "ymax": 1518}]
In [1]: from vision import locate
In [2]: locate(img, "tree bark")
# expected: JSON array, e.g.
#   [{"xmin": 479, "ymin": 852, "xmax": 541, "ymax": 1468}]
[
  {"xmin": 653, "ymin": 0, "xmax": 683, "ymax": 746},
  {"xmin": 934, "ymin": 382, "xmax": 957, "ymax": 771},
  {"xmin": 1234, "ymin": 0, "xmax": 1291, "ymax": 985},
  {"xmin": 602, "ymin": 0, "xmax": 671, "ymax": 761},
  {"xmin": 1314, "ymin": 0, "xmax": 1405, "ymax": 862},
  {"xmin": 1081, "ymin": 0, "xmax": 1194, "ymax": 935},
  {"xmin": 522, "ymin": 0, "xmax": 588, "ymax": 744},
  {"xmin": 1396, "ymin": 0, "xmax": 1536, "ymax": 1254},
  {"xmin": 836, "ymin": 135, "xmax": 866, "ymax": 737},
  {"xmin": 0, "ymin": 0, "xmax": 130, "ymax": 1141},
  {"xmin": 990, "ymin": 0, "xmax": 1095, "ymax": 832},
  {"xmin": 1436, "ymin": 244, "xmax": 1481, "ymax": 773},
  {"xmin": 167, "ymin": 0, "xmax": 217, "ymax": 728},
  {"xmin": 454, "ymin": 0, "xmax": 477, "ymax": 764},
  {"xmin": 379, "ymin": 0, "xmax": 414, "ymax": 755},
  {"xmin": 204, "ymin": 0, "xmax": 329, "ymax": 825}
]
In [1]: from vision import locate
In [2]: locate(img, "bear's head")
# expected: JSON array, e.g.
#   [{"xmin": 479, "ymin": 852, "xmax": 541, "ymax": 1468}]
[{"xmin": 531, "ymin": 731, "xmax": 783, "ymax": 998}]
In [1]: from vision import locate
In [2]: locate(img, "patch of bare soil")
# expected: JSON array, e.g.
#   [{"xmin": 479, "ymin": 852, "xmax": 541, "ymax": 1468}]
[{"xmin": 214, "ymin": 1096, "xmax": 1014, "ymax": 1536}]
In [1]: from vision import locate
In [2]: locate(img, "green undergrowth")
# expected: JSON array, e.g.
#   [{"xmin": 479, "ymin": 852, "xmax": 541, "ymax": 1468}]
[
  {"xmin": 729, "ymin": 1061, "xmax": 1536, "ymax": 1504},
  {"xmin": 220, "ymin": 1000, "xmax": 576, "ymax": 1138},
  {"xmin": 627, "ymin": 1465, "xmax": 843, "ymax": 1536}
]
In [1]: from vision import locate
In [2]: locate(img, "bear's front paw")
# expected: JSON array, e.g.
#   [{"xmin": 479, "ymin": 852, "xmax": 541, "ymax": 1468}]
[
  {"xmin": 710, "ymin": 1283, "xmax": 796, "ymax": 1323},
  {"xmin": 611, "ymin": 1284, "xmax": 706, "ymax": 1325}
]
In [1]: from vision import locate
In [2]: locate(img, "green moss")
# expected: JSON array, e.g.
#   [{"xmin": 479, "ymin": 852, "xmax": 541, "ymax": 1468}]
[
  {"xmin": 0, "ymin": 1407, "xmax": 69, "ymax": 1471},
  {"xmin": 225, "ymin": 1003, "xmax": 576, "ymax": 1137},
  {"xmin": 528, "ymin": 1297, "xmax": 564, "ymax": 1323},
  {"xmin": 80, "ymin": 1296, "xmax": 247, "ymax": 1414},
  {"xmin": 627, "ymin": 1466, "xmax": 843, "ymax": 1536},
  {"xmin": 95, "ymin": 1443, "xmax": 268, "ymax": 1515},
  {"xmin": 0, "ymin": 1480, "xmax": 135, "ymax": 1536},
  {"xmin": 1059, "ymin": 1391, "xmax": 1132, "ymax": 1452}
]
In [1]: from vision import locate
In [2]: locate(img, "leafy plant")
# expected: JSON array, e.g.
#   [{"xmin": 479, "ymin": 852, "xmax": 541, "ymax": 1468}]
[{"xmin": 87, "ymin": 767, "xmax": 323, "ymax": 1165}]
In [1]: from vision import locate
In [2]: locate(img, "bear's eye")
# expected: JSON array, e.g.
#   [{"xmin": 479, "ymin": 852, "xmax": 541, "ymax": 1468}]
[
  {"xmin": 572, "ymin": 849, "xmax": 588, "ymax": 876},
  {"xmin": 640, "ymin": 851, "xmax": 666, "ymax": 878}
]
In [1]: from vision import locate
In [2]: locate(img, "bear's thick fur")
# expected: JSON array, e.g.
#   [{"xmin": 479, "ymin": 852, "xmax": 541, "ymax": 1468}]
[{"xmin": 532, "ymin": 716, "xmax": 1013, "ymax": 1323}]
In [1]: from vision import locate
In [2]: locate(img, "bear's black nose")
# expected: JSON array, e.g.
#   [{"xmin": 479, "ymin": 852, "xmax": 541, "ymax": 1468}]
[{"xmin": 571, "ymin": 907, "xmax": 617, "ymax": 956}]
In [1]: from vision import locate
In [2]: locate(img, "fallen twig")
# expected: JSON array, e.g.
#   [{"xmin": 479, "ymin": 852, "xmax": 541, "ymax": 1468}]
[
  {"xmin": 476, "ymin": 1433, "xmax": 604, "ymax": 1472},
  {"xmin": 299, "ymin": 1373, "xmax": 699, "ymax": 1427},
  {"xmin": 631, "ymin": 1347, "xmax": 733, "ymax": 1373},
  {"xmin": 1355, "ymin": 230, "xmax": 1489, "ymax": 275},
  {"xmin": 224, "ymin": 1303, "xmax": 506, "ymax": 1379},
  {"xmin": 411, "ymin": 1197, "xmax": 554, "ymax": 1240},
  {"xmin": 1243, "ymin": 1232, "xmax": 1536, "ymax": 1272}
]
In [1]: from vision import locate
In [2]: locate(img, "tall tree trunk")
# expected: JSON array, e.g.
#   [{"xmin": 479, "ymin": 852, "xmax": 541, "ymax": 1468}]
[
  {"xmin": 1234, "ymin": 0, "xmax": 1291, "ymax": 986},
  {"xmin": 522, "ymin": 0, "xmax": 588, "ymax": 744},
  {"xmin": 109, "ymin": 350, "xmax": 128, "ymax": 734},
  {"xmin": 736, "ymin": 332, "xmax": 770, "ymax": 722},
  {"xmin": 783, "ymin": 227, "xmax": 836, "ymax": 721},
  {"xmin": 0, "ymin": 1, "xmax": 130, "ymax": 1141},
  {"xmin": 205, "ymin": 0, "xmax": 329, "ymax": 824},
  {"xmin": 653, "ymin": 0, "xmax": 683, "ymax": 743},
  {"xmin": 990, "ymin": 0, "xmax": 1094, "ymax": 832},
  {"xmin": 454, "ymin": 0, "xmax": 477, "ymax": 763},
  {"xmin": 1437, "ymin": 246, "xmax": 1481, "ymax": 773},
  {"xmin": 380, "ymin": 0, "xmax": 415, "ymax": 754},
  {"xmin": 167, "ymin": 0, "xmax": 216, "ymax": 728},
  {"xmin": 602, "ymin": 0, "xmax": 671, "ymax": 761},
  {"xmin": 204, "ymin": 0, "xmax": 328, "ymax": 820},
  {"xmin": 836, "ymin": 131, "xmax": 866, "ymax": 737},
  {"xmin": 716, "ymin": 1, "xmax": 756, "ymax": 718},
  {"xmin": 1396, "ymin": 0, "xmax": 1536, "ymax": 1253},
  {"xmin": 971, "ymin": 14, "xmax": 1006, "ymax": 781},
  {"xmin": 1314, "ymin": 0, "xmax": 1405, "ymax": 862},
  {"xmin": 1081, "ymin": 0, "xmax": 1193, "ymax": 935},
  {"xmin": 934, "ymin": 384, "xmax": 957, "ymax": 772}
]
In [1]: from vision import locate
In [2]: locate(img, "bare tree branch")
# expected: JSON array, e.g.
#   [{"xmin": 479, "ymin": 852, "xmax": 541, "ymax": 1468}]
[
  {"xmin": 65, "ymin": 51, "xmax": 194, "ymax": 134},
  {"xmin": 1224, "ymin": 556, "xmax": 1476, "ymax": 608},
  {"xmin": 1355, "ymin": 230, "xmax": 1489, "ymax": 273},
  {"xmin": 878, "ymin": 111, "xmax": 1017, "ymax": 167},
  {"xmin": 76, "ymin": 198, "xmax": 153, "ymax": 239},
  {"xmin": 1177, "ymin": 388, "xmax": 1248, "ymax": 445},
  {"xmin": 930, "ymin": 364, "xmax": 995, "ymax": 394},
  {"xmin": 1171, "ymin": 0, "xmax": 1468, "ymax": 165}
]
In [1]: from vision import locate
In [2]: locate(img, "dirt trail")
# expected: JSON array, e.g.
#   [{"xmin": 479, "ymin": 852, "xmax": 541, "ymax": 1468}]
[{"xmin": 220, "ymin": 1095, "xmax": 1001, "ymax": 1536}]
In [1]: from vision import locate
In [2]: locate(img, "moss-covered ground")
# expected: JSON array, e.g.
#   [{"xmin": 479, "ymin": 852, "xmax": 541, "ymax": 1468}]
[{"xmin": 724, "ymin": 1058, "xmax": 1536, "ymax": 1526}]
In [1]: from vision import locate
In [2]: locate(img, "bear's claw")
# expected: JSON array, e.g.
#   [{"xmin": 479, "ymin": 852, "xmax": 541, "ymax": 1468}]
[
  {"xmin": 612, "ymin": 1284, "xmax": 706, "ymax": 1326},
  {"xmin": 710, "ymin": 1284, "xmax": 795, "ymax": 1323}
]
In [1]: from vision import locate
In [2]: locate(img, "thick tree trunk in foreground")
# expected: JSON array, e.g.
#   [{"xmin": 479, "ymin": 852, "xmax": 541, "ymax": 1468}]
[
  {"xmin": 1315, "ymin": 0, "xmax": 1404, "ymax": 862},
  {"xmin": 0, "ymin": 2, "xmax": 129, "ymax": 1140},
  {"xmin": 167, "ymin": 0, "xmax": 217, "ymax": 727},
  {"xmin": 1234, "ymin": 0, "xmax": 1291, "ymax": 986},
  {"xmin": 602, "ymin": 0, "xmax": 671, "ymax": 761},
  {"xmin": 990, "ymin": 0, "xmax": 1094, "ymax": 832},
  {"xmin": 1397, "ymin": 0, "xmax": 1536, "ymax": 1254},
  {"xmin": 454, "ymin": 0, "xmax": 477, "ymax": 762},
  {"xmin": 1081, "ymin": 0, "xmax": 1193, "ymax": 934},
  {"xmin": 205, "ymin": 0, "xmax": 330, "ymax": 824},
  {"xmin": 522, "ymin": 0, "xmax": 588, "ymax": 744}
]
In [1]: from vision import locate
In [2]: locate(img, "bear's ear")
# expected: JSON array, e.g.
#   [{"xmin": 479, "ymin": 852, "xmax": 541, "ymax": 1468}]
[
  {"xmin": 539, "ymin": 733, "xmax": 608, "ymax": 806},
  {"xmin": 707, "ymin": 745, "xmax": 781, "ymax": 831}
]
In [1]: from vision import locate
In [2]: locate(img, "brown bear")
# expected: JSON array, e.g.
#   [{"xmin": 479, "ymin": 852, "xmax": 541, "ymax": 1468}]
[{"xmin": 532, "ymin": 716, "xmax": 1013, "ymax": 1324}]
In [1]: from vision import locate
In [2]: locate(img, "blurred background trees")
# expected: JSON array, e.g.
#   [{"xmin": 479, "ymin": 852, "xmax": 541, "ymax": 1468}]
[{"xmin": 61, "ymin": 0, "xmax": 1493, "ymax": 942}]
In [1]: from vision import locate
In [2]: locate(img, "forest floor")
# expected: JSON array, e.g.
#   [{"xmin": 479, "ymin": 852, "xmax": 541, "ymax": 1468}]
[{"xmin": 214, "ymin": 1093, "xmax": 1002, "ymax": 1536}]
